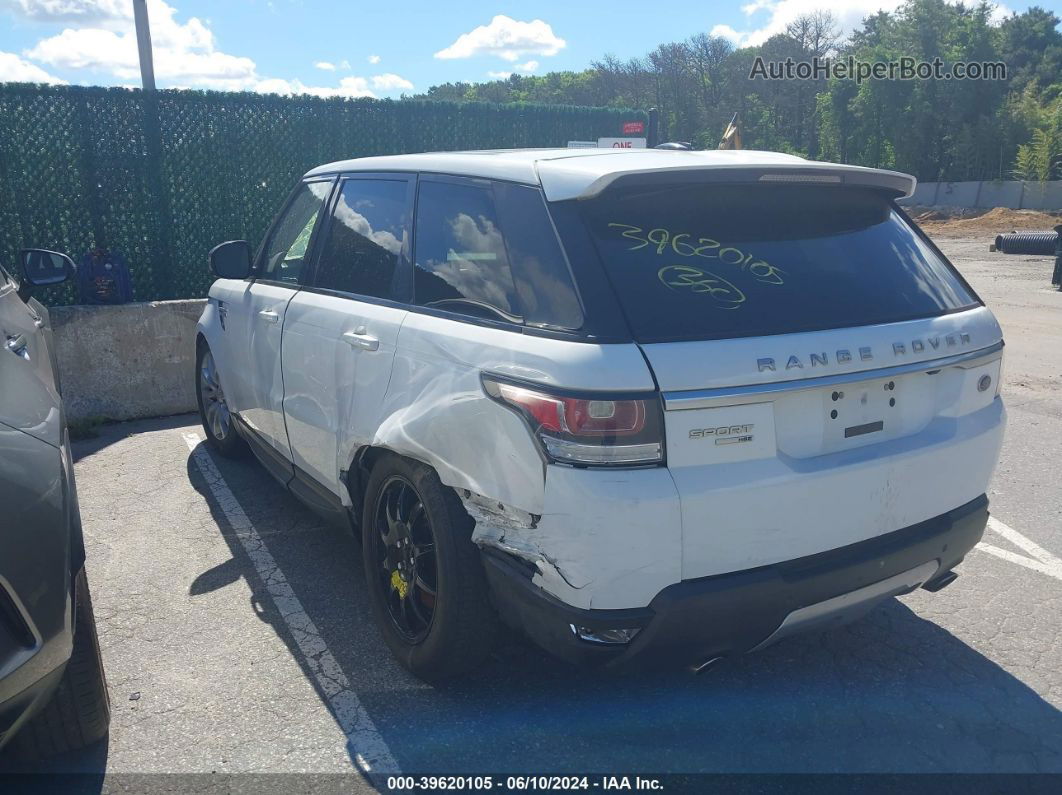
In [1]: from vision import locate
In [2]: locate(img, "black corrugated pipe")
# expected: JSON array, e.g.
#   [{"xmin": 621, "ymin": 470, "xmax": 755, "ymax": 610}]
[
  {"xmin": 1053, "ymin": 225, "xmax": 1062, "ymax": 289},
  {"xmin": 994, "ymin": 231, "xmax": 1059, "ymax": 255}
]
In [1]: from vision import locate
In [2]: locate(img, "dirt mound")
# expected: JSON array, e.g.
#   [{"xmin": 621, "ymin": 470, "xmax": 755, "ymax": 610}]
[
  {"xmin": 914, "ymin": 209, "xmax": 947, "ymax": 222},
  {"xmin": 915, "ymin": 206, "xmax": 1062, "ymax": 237}
]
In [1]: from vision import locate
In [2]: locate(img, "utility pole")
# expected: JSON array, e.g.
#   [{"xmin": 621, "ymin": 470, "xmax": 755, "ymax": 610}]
[
  {"xmin": 132, "ymin": 0, "xmax": 172, "ymax": 297},
  {"xmin": 133, "ymin": 0, "xmax": 156, "ymax": 92}
]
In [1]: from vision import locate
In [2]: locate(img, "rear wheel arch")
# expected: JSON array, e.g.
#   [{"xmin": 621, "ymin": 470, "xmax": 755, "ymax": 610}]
[{"xmin": 345, "ymin": 445, "xmax": 443, "ymax": 524}]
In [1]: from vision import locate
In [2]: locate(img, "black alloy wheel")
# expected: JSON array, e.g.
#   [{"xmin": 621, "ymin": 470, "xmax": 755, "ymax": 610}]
[{"xmin": 372, "ymin": 475, "xmax": 439, "ymax": 643}]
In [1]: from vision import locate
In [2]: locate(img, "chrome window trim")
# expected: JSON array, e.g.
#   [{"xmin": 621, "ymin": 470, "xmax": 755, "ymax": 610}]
[{"xmin": 662, "ymin": 341, "xmax": 1004, "ymax": 411}]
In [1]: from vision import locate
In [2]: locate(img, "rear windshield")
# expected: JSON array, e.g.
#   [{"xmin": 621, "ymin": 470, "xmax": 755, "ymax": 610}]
[{"xmin": 578, "ymin": 184, "xmax": 978, "ymax": 343}]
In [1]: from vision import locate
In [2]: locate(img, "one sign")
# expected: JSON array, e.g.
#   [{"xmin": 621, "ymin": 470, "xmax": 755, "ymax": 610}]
[
  {"xmin": 567, "ymin": 140, "xmax": 598, "ymax": 149},
  {"xmin": 623, "ymin": 121, "xmax": 646, "ymax": 134},
  {"xmin": 598, "ymin": 137, "xmax": 647, "ymax": 149}
]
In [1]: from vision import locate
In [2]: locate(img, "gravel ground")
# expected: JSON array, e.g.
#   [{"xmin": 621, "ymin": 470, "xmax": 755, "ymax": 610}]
[{"xmin": 2, "ymin": 236, "xmax": 1060, "ymax": 791}]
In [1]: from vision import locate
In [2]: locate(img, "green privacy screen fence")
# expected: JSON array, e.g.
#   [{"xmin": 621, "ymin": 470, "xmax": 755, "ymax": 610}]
[{"xmin": 0, "ymin": 84, "xmax": 646, "ymax": 305}]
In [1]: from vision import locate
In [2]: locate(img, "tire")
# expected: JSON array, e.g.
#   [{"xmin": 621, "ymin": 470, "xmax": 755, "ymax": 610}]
[
  {"xmin": 11, "ymin": 567, "xmax": 110, "ymax": 759},
  {"xmin": 195, "ymin": 341, "xmax": 247, "ymax": 458},
  {"xmin": 361, "ymin": 453, "xmax": 499, "ymax": 681}
]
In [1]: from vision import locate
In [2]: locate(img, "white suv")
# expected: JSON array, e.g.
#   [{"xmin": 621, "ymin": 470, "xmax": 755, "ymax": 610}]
[{"xmin": 196, "ymin": 148, "xmax": 1005, "ymax": 679}]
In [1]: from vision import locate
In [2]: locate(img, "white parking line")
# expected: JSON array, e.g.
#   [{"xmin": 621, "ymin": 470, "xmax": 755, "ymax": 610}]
[
  {"xmin": 181, "ymin": 432, "xmax": 401, "ymax": 775},
  {"xmin": 976, "ymin": 516, "xmax": 1062, "ymax": 582}
]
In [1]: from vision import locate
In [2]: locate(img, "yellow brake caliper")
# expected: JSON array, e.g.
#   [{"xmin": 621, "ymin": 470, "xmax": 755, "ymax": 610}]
[{"xmin": 390, "ymin": 568, "xmax": 408, "ymax": 599}]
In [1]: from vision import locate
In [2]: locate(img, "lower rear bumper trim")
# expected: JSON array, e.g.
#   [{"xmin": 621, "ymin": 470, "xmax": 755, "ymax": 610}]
[{"xmin": 481, "ymin": 494, "xmax": 989, "ymax": 669}]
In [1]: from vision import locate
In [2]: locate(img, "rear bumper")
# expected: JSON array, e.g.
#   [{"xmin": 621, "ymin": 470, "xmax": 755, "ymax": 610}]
[{"xmin": 482, "ymin": 494, "xmax": 988, "ymax": 669}]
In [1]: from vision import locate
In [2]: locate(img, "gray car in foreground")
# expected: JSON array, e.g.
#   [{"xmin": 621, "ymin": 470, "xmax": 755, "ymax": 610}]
[{"xmin": 0, "ymin": 250, "xmax": 109, "ymax": 758}]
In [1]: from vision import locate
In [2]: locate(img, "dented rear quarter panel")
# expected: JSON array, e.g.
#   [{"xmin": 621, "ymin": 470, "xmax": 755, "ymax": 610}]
[
  {"xmin": 357, "ymin": 310, "xmax": 678, "ymax": 610},
  {"xmin": 359, "ymin": 311, "xmax": 655, "ymax": 515}
]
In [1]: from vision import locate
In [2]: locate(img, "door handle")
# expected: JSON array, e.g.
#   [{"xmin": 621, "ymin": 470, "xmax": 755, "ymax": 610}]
[
  {"xmin": 258, "ymin": 309, "xmax": 280, "ymax": 324},
  {"xmin": 5, "ymin": 334, "xmax": 29, "ymax": 359},
  {"xmin": 342, "ymin": 329, "xmax": 380, "ymax": 351}
]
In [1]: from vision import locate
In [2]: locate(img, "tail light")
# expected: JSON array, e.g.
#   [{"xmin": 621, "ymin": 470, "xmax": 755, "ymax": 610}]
[{"xmin": 482, "ymin": 375, "xmax": 664, "ymax": 466}]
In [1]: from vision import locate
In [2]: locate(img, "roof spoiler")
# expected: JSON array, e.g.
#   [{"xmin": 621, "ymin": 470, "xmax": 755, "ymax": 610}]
[{"xmin": 576, "ymin": 164, "xmax": 916, "ymax": 201}]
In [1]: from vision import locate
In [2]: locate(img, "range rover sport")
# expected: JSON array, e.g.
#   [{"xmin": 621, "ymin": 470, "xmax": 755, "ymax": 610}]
[{"xmin": 196, "ymin": 148, "xmax": 1005, "ymax": 679}]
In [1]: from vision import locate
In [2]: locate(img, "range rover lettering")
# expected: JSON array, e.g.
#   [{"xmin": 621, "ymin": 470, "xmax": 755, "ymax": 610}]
[{"xmin": 195, "ymin": 148, "xmax": 1005, "ymax": 679}]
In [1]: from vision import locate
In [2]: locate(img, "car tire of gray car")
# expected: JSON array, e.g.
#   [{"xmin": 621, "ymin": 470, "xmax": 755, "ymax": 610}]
[
  {"xmin": 11, "ymin": 567, "xmax": 110, "ymax": 759},
  {"xmin": 362, "ymin": 453, "xmax": 500, "ymax": 681},
  {"xmin": 196, "ymin": 341, "xmax": 247, "ymax": 458}
]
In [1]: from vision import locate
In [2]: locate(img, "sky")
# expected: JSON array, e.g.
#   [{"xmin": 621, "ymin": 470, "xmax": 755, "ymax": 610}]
[{"xmin": 1, "ymin": 0, "xmax": 1060, "ymax": 98}]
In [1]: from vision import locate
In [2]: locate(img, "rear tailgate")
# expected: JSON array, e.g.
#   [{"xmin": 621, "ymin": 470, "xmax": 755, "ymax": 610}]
[
  {"xmin": 570, "ymin": 180, "xmax": 1005, "ymax": 579},
  {"xmin": 644, "ymin": 307, "xmax": 1004, "ymax": 578}
]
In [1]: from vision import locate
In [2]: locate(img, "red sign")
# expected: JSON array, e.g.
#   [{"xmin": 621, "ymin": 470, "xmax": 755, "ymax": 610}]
[{"xmin": 623, "ymin": 121, "xmax": 645, "ymax": 135}]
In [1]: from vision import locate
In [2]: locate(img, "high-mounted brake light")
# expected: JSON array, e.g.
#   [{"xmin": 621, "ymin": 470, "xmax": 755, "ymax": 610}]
[
  {"xmin": 758, "ymin": 173, "xmax": 841, "ymax": 184},
  {"xmin": 482, "ymin": 376, "xmax": 664, "ymax": 466}
]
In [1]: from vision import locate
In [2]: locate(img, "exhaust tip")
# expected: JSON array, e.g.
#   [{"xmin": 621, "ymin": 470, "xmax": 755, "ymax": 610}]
[
  {"xmin": 689, "ymin": 656, "xmax": 725, "ymax": 675},
  {"xmin": 922, "ymin": 570, "xmax": 959, "ymax": 593}
]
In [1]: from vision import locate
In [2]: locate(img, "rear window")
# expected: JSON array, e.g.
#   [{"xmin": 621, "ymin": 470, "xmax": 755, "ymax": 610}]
[{"xmin": 579, "ymin": 184, "xmax": 978, "ymax": 343}]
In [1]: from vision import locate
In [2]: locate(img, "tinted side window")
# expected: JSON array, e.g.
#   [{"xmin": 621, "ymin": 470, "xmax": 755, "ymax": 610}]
[
  {"xmin": 315, "ymin": 179, "xmax": 409, "ymax": 299},
  {"xmin": 260, "ymin": 180, "xmax": 332, "ymax": 284},
  {"xmin": 413, "ymin": 180, "xmax": 520, "ymax": 322},
  {"xmin": 493, "ymin": 183, "xmax": 583, "ymax": 330}
]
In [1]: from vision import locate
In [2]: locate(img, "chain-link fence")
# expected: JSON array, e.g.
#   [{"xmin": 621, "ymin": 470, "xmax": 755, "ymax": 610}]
[{"xmin": 0, "ymin": 84, "xmax": 646, "ymax": 305}]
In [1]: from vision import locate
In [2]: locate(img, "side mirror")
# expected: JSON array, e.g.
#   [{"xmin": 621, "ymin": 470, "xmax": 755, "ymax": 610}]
[
  {"xmin": 18, "ymin": 248, "xmax": 75, "ymax": 301},
  {"xmin": 209, "ymin": 240, "xmax": 252, "ymax": 279}
]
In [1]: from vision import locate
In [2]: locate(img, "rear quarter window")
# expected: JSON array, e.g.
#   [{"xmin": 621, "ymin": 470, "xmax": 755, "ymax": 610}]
[
  {"xmin": 578, "ymin": 184, "xmax": 978, "ymax": 343},
  {"xmin": 412, "ymin": 179, "xmax": 584, "ymax": 330}
]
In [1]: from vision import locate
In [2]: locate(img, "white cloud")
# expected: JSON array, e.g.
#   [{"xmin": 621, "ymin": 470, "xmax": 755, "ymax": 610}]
[
  {"xmin": 332, "ymin": 194, "xmax": 402, "ymax": 255},
  {"xmin": 316, "ymin": 59, "xmax": 352, "ymax": 71},
  {"xmin": 25, "ymin": 0, "xmax": 258, "ymax": 88},
  {"xmin": 484, "ymin": 62, "xmax": 538, "ymax": 79},
  {"xmin": 740, "ymin": 0, "xmax": 775, "ymax": 15},
  {"xmin": 738, "ymin": 0, "xmax": 897, "ymax": 47},
  {"xmin": 255, "ymin": 75, "xmax": 375, "ymax": 99},
  {"xmin": 368, "ymin": 54, "xmax": 380, "ymax": 64},
  {"xmin": 434, "ymin": 15, "xmax": 565, "ymax": 62},
  {"xmin": 320, "ymin": 76, "xmax": 374, "ymax": 98},
  {"xmin": 0, "ymin": 0, "xmax": 128, "ymax": 25},
  {"xmin": 723, "ymin": 0, "xmax": 1013, "ymax": 48},
  {"xmin": 0, "ymin": 49, "xmax": 66, "ymax": 83},
  {"xmin": 986, "ymin": 2, "xmax": 1013, "ymax": 24},
  {"xmin": 370, "ymin": 72, "xmax": 412, "ymax": 90},
  {"xmin": 710, "ymin": 24, "xmax": 748, "ymax": 46},
  {"xmin": 14, "ymin": 0, "xmax": 398, "ymax": 96}
]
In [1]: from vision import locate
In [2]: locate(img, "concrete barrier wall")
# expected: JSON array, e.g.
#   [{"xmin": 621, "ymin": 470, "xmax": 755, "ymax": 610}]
[
  {"xmin": 907, "ymin": 182, "xmax": 938, "ymax": 205},
  {"xmin": 899, "ymin": 180, "xmax": 1062, "ymax": 210},
  {"xmin": 49, "ymin": 299, "xmax": 205, "ymax": 423},
  {"xmin": 1023, "ymin": 181, "xmax": 1062, "ymax": 211},
  {"xmin": 933, "ymin": 181, "xmax": 982, "ymax": 207},
  {"xmin": 978, "ymin": 181, "xmax": 1025, "ymax": 209}
]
